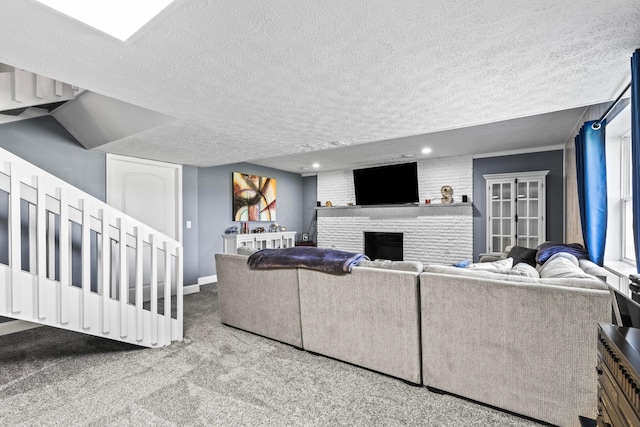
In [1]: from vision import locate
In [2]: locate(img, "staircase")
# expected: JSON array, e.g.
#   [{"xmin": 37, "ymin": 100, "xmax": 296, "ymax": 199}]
[{"xmin": 0, "ymin": 147, "xmax": 183, "ymax": 347}]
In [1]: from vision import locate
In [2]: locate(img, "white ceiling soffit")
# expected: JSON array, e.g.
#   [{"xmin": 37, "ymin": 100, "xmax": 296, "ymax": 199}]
[
  {"xmin": 0, "ymin": 0, "xmax": 638, "ymax": 170},
  {"xmin": 52, "ymin": 91, "xmax": 175, "ymax": 150}
]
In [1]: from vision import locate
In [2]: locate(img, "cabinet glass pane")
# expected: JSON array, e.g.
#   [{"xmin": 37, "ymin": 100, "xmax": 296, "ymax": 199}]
[
  {"xmin": 502, "ymin": 201, "xmax": 511, "ymax": 217},
  {"xmin": 517, "ymin": 200, "xmax": 526, "ymax": 217},
  {"xmin": 529, "ymin": 219, "xmax": 539, "ymax": 236},
  {"xmin": 502, "ymin": 184, "xmax": 511, "ymax": 199},
  {"xmin": 517, "ymin": 237, "xmax": 528, "ymax": 247},
  {"xmin": 529, "ymin": 237, "xmax": 539, "ymax": 249},
  {"xmin": 529, "ymin": 183, "xmax": 539, "ymax": 199},
  {"xmin": 517, "ymin": 219, "xmax": 526, "ymax": 235},
  {"xmin": 492, "ymin": 237, "xmax": 500, "ymax": 252},
  {"xmin": 502, "ymin": 237, "xmax": 511, "ymax": 251},
  {"xmin": 517, "ymin": 182, "xmax": 527, "ymax": 199},
  {"xmin": 529, "ymin": 200, "xmax": 538, "ymax": 217},
  {"xmin": 502, "ymin": 219, "xmax": 510, "ymax": 235},
  {"xmin": 492, "ymin": 184, "xmax": 500, "ymax": 199},
  {"xmin": 492, "ymin": 219, "xmax": 500, "ymax": 234},
  {"xmin": 492, "ymin": 201, "xmax": 500, "ymax": 216}
]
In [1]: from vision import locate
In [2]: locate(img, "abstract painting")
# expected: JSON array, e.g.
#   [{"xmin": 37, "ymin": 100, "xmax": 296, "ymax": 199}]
[{"xmin": 232, "ymin": 172, "xmax": 276, "ymax": 221}]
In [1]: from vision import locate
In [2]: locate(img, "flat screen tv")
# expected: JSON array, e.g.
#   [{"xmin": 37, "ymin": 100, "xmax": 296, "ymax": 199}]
[{"xmin": 353, "ymin": 162, "xmax": 419, "ymax": 206}]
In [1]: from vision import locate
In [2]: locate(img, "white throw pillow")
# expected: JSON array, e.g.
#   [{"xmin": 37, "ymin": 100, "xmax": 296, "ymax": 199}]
[
  {"xmin": 539, "ymin": 254, "xmax": 592, "ymax": 279},
  {"xmin": 466, "ymin": 257, "xmax": 514, "ymax": 271},
  {"xmin": 512, "ymin": 262, "xmax": 540, "ymax": 278}
]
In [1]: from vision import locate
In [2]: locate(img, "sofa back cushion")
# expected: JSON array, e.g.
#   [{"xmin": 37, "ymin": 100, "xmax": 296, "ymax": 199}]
[{"xmin": 358, "ymin": 259, "xmax": 424, "ymax": 272}]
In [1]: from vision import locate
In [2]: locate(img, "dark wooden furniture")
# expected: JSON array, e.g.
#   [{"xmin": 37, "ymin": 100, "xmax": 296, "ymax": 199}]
[{"xmin": 597, "ymin": 323, "xmax": 640, "ymax": 426}]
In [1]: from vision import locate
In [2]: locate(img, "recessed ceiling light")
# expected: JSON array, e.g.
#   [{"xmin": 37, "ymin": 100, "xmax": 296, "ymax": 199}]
[
  {"xmin": 312, "ymin": 163, "xmax": 320, "ymax": 168},
  {"xmin": 35, "ymin": 0, "xmax": 175, "ymax": 41},
  {"xmin": 401, "ymin": 154, "xmax": 414, "ymax": 158},
  {"xmin": 421, "ymin": 147, "xmax": 432, "ymax": 154}
]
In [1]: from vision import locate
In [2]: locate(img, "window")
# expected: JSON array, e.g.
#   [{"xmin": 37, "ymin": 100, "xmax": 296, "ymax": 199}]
[
  {"xmin": 604, "ymin": 101, "xmax": 634, "ymax": 266},
  {"xmin": 484, "ymin": 171, "xmax": 549, "ymax": 254},
  {"xmin": 621, "ymin": 135, "xmax": 635, "ymax": 263}
]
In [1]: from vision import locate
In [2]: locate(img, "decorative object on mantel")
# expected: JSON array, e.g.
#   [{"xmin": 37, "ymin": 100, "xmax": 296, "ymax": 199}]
[
  {"xmin": 325, "ymin": 201, "xmax": 333, "ymax": 207},
  {"xmin": 252, "ymin": 227, "xmax": 266, "ymax": 233},
  {"xmin": 441, "ymin": 185, "xmax": 454, "ymax": 204},
  {"xmin": 347, "ymin": 202, "xmax": 354, "ymax": 206},
  {"xmin": 425, "ymin": 199, "xmax": 431, "ymax": 204}
]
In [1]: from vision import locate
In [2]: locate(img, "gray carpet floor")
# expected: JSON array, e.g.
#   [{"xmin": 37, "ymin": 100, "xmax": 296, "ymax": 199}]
[{"xmin": 0, "ymin": 284, "xmax": 546, "ymax": 426}]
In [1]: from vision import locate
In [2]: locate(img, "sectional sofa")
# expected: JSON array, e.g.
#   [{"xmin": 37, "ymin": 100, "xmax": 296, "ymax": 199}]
[{"xmin": 214, "ymin": 251, "xmax": 612, "ymax": 427}]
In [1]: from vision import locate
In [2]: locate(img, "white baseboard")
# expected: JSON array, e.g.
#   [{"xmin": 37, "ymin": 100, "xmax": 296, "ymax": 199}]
[
  {"xmin": 0, "ymin": 320, "xmax": 42, "ymax": 336},
  {"xmin": 183, "ymin": 284, "xmax": 200, "ymax": 295},
  {"xmin": 198, "ymin": 275, "xmax": 217, "ymax": 285}
]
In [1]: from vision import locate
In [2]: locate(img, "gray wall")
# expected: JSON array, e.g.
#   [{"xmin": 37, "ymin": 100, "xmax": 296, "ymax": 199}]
[
  {"xmin": 0, "ymin": 116, "xmax": 106, "ymax": 199},
  {"xmin": 302, "ymin": 175, "xmax": 317, "ymax": 242},
  {"xmin": 198, "ymin": 163, "xmax": 305, "ymax": 277},
  {"xmin": 182, "ymin": 165, "xmax": 199, "ymax": 286},
  {"xmin": 472, "ymin": 150, "xmax": 564, "ymax": 261}
]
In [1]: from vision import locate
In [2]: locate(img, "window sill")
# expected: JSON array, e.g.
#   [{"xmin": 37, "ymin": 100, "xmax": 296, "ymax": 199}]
[{"xmin": 604, "ymin": 260, "xmax": 636, "ymax": 279}]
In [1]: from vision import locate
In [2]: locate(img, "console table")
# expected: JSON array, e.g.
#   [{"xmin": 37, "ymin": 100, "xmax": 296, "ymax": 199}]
[
  {"xmin": 222, "ymin": 231, "xmax": 296, "ymax": 254},
  {"xmin": 597, "ymin": 323, "xmax": 640, "ymax": 426}
]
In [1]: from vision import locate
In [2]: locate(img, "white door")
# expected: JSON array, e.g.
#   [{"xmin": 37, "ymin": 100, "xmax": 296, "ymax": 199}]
[{"xmin": 106, "ymin": 154, "xmax": 182, "ymax": 242}]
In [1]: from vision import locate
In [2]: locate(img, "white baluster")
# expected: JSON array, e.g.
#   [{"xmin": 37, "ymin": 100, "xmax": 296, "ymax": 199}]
[
  {"xmin": 118, "ymin": 217, "xmax": 127, "ymax": 338},
  {"xmin": 36, "ymin": 176, "xmax": 47, "ymax": 319},
  {"xmin": 81, "ymin": 199, "xmax": 91, "ymax": 330},
  {"xmin": 176, "ymin": 246, "xmax": 184, "ymax": 341},
  {"xmin": 135, "ymin": 226, "xmax": 143, "ymax": 342},
  {"xmin": 58, "ymin": 187, "xmax": 69, "ymax": 325},
  {"xmin": 150, "ymin": 234, "xmax": 158, "ymax": 345},
  {"xmin": 9, "ymin": 162, "xmax": 21, "ymax": 313},
  {"xmin": 100, "ymin": 209, "xmax": 110, "ymax": 334},
  {"xmin": 164, "ymin": 241, "xmax": 171, "ymax": 345}
]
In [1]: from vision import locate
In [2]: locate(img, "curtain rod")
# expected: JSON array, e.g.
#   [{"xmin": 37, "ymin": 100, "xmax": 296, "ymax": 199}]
[{"xmin": 592, "ymin": 82, "xmax": 631, "ymax": 130}]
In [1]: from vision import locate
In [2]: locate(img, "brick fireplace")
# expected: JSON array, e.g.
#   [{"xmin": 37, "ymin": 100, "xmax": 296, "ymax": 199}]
[{"xmin": 316, "ymin": 204, "xmax": 472, "ymax": 265}]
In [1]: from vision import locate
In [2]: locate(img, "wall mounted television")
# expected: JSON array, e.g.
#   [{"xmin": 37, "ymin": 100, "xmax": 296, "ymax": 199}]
[{"xmin": 353, "ymin": 162, "xmax": 419, "ymax": 206}]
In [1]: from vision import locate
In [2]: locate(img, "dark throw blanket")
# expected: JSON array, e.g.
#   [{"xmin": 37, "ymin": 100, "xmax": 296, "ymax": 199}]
[{"xmin": 247, "ymin": 246, "xmax": 369, "ymax": 274}]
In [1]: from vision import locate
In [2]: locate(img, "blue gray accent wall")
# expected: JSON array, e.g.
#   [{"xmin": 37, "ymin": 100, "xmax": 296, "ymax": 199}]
[
  {"xmin": 198, "ymin": 163, "xmax": 304, "ymax": 277},
  {"xmin": 302, "ymin": 175, "xmax": 317, "ymax": 242},
  {"xmin": 472, "ymin": 150, "xmax": 564, "ymax": 261}
]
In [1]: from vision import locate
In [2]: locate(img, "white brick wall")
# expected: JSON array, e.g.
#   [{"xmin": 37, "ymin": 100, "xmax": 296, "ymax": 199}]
[
  {"xmin": 315, "ymin": 156, "xmax": 474, "ymax": 265},
  {"xmin": 417, "ymin": 156, "xmax": 473, "ymax": 203},
  {"xmin": 317, "ymin": 206, "xmax": 473, "ymax": 265},
  {"xmin": 317, "ymin": 169, "xmax": 355, "ymax": 206},
  {"xmin": 317, "ymin": 156, "xmax": 473, "ymax": 205}
]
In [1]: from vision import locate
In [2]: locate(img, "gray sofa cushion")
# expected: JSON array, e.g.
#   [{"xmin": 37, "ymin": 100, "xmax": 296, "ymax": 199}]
[
  {"xmin": 236, "ymin": 246, "xmax": 259, "ymax": 256},
  {"xmin": 358, "ymin": 259, "xmax": 424, "ymax": 272}
]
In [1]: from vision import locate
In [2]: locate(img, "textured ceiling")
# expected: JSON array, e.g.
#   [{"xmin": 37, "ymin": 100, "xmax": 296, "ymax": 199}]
[{"xmin": 1, "ymin": 0, "xmax": 639, "ymax": 172}]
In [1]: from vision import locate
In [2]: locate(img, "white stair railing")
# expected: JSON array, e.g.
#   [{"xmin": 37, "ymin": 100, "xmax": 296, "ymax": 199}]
[{"xmin": 0, "ymin": 147, "xmax": 183, "ymax": 347}]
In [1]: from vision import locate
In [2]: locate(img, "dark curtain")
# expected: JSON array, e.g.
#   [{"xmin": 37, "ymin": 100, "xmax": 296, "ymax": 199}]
[
  {"xmin": 575, "ymin": 120, "xmax": 607, "ymax": 265},
  {"xmin": 632, "ymin": 48, "xmax": 640, "ymax": 272}
]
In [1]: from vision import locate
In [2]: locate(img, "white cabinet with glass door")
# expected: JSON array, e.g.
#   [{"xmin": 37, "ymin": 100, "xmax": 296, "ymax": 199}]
[{"xmin": 484, "ymin": 171, "xmax": 549, "ymax": 254}]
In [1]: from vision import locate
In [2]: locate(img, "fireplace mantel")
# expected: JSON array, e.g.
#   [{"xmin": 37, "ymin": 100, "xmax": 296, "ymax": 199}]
[{"xmin": 316, "ymin": 203, "xmax": 471, "ymax": 219}]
